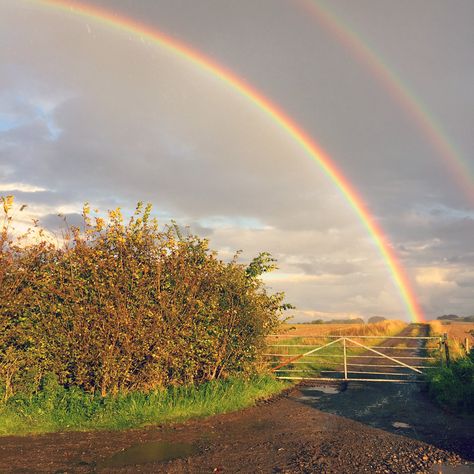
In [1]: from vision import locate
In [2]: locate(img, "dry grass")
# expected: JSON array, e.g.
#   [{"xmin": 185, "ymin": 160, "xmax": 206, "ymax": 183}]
[
  {"xmin": 428, "ymin": 321, "xmax": 473, "ymax": 342},
  {"xmin": 428, "ymin": 321, "xmax": 473, "ymax": 359},
  {"xmin": 275, "ymin": 320, "xmax": 407, "ymax": 338}
]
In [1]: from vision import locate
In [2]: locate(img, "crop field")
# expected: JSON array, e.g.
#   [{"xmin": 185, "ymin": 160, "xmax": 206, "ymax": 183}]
[
  {"xmin": 276, "ymin": 320, "xmax": 407, "ymax": 338},
  {"xmin": 430, "ymin": 321, "xmax": 474, "ymax": 343},
  {"xmin": 428, "ymin": 321, "xmax": 474, "ymax": 358},
  {"xmin": 428, "ymin": 320, "xmax": 474, "ymax": 344}
]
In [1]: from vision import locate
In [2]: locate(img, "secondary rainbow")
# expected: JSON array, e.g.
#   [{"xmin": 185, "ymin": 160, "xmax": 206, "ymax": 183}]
[
  {"xmin": 32, "ymin": 0, "xmax": 425, "ymax": 322},
  {"xmin": 298, "ymin": 0, "xmax": 474, "ymax": 205}
]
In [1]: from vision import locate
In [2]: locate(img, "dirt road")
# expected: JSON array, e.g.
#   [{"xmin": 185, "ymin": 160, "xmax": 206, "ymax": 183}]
[
  {"xmin": 1, "ymin": 325, "xmax": 472, "ymax": 473},
  {"xmin": 299, "ymin": 325, "xmax": 473, "ymax": 460},
  {"xmin": 0, "ymin": 392, "xmax": 468, "ymax": 473}
]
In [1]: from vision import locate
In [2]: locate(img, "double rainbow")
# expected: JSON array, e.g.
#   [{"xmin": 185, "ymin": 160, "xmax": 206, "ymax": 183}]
[
  {"xmin": 32, "ymin": 0, "xmax": 425, "ymax": 321},
  {"xmin": 299, "ymin": 0, "xmax": 474, "ymax": 205}
]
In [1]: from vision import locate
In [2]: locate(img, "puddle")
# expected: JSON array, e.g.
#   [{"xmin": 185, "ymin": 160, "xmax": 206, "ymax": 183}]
[
  {"xmin": 430, "ymin": 463, "xmax": 474, "ymax": 474},
  {"xmin": 97, "ymin": 440, "xmax": 199, "ymax": 469},
  {"xmin": 307, "ymin": 385, "xmax": 340, "ymax": 395},
  {"xmin": 355, "ymin": 397, "xmax": 390, "ymax": 416},
  {"xmin": 392, "ymin": 421, "xmax": 411, "ymax": 429},
  {"xmin": 299, "ymin": 395, "xmax": 321, "ymax": 401}
]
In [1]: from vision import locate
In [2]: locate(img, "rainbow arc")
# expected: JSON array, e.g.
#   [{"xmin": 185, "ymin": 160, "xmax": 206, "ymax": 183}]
[
  {"xmin": 33, "ymin": 0, "xmax": 425, "ymax": 322},
  {"xmin": 298, "ymin": 0, "xmax": 474, "ymax": 205}
]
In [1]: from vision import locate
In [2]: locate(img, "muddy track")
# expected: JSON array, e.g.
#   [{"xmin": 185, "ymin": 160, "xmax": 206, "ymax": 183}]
[{"xmin": 1, "ymin": 325, "xmax": 473, "ymax": 473}]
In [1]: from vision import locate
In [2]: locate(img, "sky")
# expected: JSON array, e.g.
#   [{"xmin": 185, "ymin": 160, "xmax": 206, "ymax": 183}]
[{"xmin": 1, "ymin": 0, "xmax": 473, "ymax": 321}]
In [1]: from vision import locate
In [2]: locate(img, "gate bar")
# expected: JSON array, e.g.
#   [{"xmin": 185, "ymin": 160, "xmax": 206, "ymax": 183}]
[
  {"xmin": 320, "ymin": 370, "xmax": 412, "ymax": 376},
  {"xmin": 264, "ymin": 353, "xmax": 434, "ymax": 359},
  {"xmin": 268, "ymin": 344, "xmax": 429, "ymax": 350},
  {"xmin": 271, "ymin": 337, "xmax": 344, "ymax": 372},
  {"xmin": 346, "ymin": 363, "xmax": 433, "ymax": 369},
  {"xmin": 277, "ymin": 376, "xmax": 423, "ymax": 383},
  {"xmin": 345, "ymin": 337, "xmax": 422, "ymax": 373},
  {"xmin": 264, "ymin": 353, "xmax": 342, "ymax": 358},
  {"xmin": 343, "ymin": 338, "xmax": 348, "ymax": 379},
  {"xmin": 268, "ymin": 334, "xmax": 440, "ymax": 339},
  {"xmin": 347, "ymin": 355, "xmax": 435, "ymax": 360}
]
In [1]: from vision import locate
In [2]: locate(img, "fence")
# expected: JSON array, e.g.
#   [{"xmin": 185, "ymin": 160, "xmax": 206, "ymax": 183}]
[{"xmin": 265, "ymin": 333, "xmax": 446, "ymax": 383}]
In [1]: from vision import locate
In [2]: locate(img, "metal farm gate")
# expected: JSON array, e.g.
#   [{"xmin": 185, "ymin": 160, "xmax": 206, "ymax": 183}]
[{"xmin": 265, "ymin": 329, "xmax": 446, "ymax": 383}]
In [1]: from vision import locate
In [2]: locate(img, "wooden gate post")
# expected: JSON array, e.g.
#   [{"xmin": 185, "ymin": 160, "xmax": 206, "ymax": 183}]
[
  {"xmin": 343, "ymin": 338, "xmax": 348, "ymax": 380},
  {"xmin": 442, "ymin": 333, "xmax": 450, "ymax": 367}
]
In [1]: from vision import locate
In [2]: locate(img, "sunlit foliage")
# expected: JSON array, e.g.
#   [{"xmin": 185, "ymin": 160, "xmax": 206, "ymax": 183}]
[{"xmin": 0, "ymin": 197, "xmax": 288, "ymax": 398}]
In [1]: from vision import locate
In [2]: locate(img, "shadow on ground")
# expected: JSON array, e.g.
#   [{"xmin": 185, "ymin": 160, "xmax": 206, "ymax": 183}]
[{"xmin": 293, "ymin": 381, "xmax": 474, "ymax": 461}]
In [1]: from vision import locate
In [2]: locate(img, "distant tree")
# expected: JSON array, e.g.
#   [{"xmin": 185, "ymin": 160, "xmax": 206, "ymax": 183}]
[
  {"xmin": 437, "ymin": 314, "xmax": 459, "ymax": 320},
  {"xmin": 368, "ymin": 316, "xmax": 386, "ymax": 324},
  {"xmin": 326, "ymin": 318, "xmax": 364, "ymax": 324}
]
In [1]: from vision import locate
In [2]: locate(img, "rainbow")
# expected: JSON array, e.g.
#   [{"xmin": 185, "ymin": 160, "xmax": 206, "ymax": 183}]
[
  {"xmin": 31, "ymin": 0, "xmax": 425, "ymax": 321},
  {"xmin": 298, "ymin": 0, "xmax": 474, "ymax": 205}
]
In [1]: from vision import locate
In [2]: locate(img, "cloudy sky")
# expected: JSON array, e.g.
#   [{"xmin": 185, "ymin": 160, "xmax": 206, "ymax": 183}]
[{"xmin": 1, "ymin": 0, "xmax": 473, "ymax": 321}]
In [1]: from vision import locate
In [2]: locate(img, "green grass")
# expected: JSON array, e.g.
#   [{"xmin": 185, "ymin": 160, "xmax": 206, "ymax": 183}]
[
  {"xmin": 425, "ymin": 352, "xmax": 474, "ymax": 414},
  {"xmin": 0, "ymin": 375, "xmax": 288, "ymax": 436}
]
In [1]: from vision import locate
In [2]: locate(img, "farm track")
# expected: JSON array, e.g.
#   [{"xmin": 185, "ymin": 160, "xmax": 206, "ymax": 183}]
[{"xmin": 1, "ymin": 325, "xmax": 473, "ymax": 473}]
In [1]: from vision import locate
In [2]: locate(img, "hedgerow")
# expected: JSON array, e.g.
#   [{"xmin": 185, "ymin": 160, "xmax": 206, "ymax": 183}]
[
  {"xmin": 426, "ymin": 352, "xmax": 474, "ymax": 413},
  {"xmin": 0, "ymin": 196, "xmax": 289, "ymax": 399}
]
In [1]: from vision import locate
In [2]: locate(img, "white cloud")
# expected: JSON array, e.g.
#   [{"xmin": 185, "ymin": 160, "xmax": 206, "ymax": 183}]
[{"xmin": 0, "ymin": 182, "xmax": 47, "ymax": 193}]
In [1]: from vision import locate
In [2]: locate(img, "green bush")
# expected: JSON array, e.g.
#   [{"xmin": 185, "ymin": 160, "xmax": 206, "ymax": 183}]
[
  {"xmin": 426, "ymin": 352, "xmax": 474, "ymax": 413},
  {"xmin": 1, "ymin": 196, "xmax": 289, "ymax": 398}
]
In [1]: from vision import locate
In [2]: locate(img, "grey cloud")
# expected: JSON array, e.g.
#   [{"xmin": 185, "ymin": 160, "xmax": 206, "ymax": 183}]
[
  {"xmin": 1, "ymin": 0, "xmax": 473, "ymax": 319},
  {"xmin": 290, "ymin": 260, "xmax": 360, "ymax": 277},
  {"xmin": 39, "ymin": 213, "xmax": 84, "ymax": 232}
]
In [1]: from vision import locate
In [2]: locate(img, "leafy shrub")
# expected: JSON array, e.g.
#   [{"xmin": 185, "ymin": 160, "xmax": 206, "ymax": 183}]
[
  {"xmin": 426, "ymin": 352, "xmax": 474, "ymax": 413},
  {"xmin": 0, "ymin": 196, "xmax": 289, "ymax": 398}
]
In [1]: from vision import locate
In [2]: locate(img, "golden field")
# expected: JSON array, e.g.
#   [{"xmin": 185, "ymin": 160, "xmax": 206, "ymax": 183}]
[
  {"xmin": 428, "ymin": 320, "xmax": 473, "ymax": 358},
  {"xmin": 274, "ymin": 320, "xmax": 407, "ymax": 338},
  {"xmin": 429, "ymin": 321, "xmax": 474, "ymax": 344}
]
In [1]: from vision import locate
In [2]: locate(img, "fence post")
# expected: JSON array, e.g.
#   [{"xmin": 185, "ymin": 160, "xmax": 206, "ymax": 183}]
[
  {"xmin": 442, "ymin": 333, "xmax": 450, "ymax": 367},
  {"xmin": 465, "ymin": 337, "xmax": 470, "ymax": 355},
  {"xmin": 439, "ymin": 336, "xmax": 444, "ymax": 367},
  {"xmin": 343, "ymin": 338, "xmax": 348, "ymax": 380}
]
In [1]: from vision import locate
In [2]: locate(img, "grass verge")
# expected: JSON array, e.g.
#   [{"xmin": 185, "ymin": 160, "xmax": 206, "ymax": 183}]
[
  {"xmin": 0, "ymin": 375, "xmax": 288, "ymax": 436},
  {"xmin": 425, "ymin": 322, "xmax": 474, "ymax": 414},
  {"xmin": 425, "ymin": 352, "xmax": 474, "ymax": 414}
]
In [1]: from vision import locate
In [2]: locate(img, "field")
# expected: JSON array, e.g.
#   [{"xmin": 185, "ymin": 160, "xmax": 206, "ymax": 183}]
[
  {"xmin": 429, "ymin": 321, "xmax": 474, "ymax": 343},
  {"xmin": 428, "ymin": 320, "xmax": 474, "ymax": 358},
  {"xmin": 275, "ymin": 320, "xmax": 407, "ymax": 338}
]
